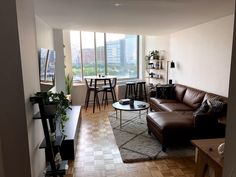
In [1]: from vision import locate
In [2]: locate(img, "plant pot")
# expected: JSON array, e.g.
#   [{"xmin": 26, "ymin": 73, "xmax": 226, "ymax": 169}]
[{"xmin": 44, "ymin": 104, "xmax": 57, "ymax": 116}]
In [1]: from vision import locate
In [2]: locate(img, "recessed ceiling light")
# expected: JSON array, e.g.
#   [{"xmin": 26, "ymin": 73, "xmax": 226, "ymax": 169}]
[{"xmin": 114, "ymin": 3, "xmax": 121, "ymax": 7}]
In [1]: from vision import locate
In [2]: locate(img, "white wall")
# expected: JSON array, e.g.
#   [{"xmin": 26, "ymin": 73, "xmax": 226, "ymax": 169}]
[
  {"xmin": 170, "ymin": 15, "xmax": 234, "ymax": 97},
  {"xmin": 35, "ymin": 16, "xmax": 54, "ymax": 50},
  {"xmin": 54, "ymin": 29, "xmax": 66, "ymax": 93},
  {"xmin": 145, "ymin": 35, "xmax": 170, "ymax": 59},
  {"xmin": 16, "ymin": 0, "xmax": 45, "ymax": 176}
]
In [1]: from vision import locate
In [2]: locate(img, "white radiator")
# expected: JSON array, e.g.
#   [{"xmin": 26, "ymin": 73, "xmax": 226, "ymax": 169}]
[{"xmin": 115, "ymin": 84, "xmax": 127, "ymax": 100}]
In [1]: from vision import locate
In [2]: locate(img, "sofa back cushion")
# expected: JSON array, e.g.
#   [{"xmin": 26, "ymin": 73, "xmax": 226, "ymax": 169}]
[
  {"xmin": 174, "ymin": 84, "xmax": 187, "ymax": 101},
  {"xmin": 203, "ymin": 93, "xmax": 227, "ymax": 103},
  {"xmin": 183, "ymin": 87, "xmax": 205, "ymax": 109}
]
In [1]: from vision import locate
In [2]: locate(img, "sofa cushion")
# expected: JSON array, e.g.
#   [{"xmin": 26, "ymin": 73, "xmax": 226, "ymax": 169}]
[
  {"xmin": 158, "ymin": 102, "xmax": 194, "ymax": 112},
  {"xmin": 146, "ymin": 112, "xmax": 193, "ymax": 132},
  {"xmin": 182, "ymin": 87, "xmax": 205, "ymax": 109},
  {"xmin": 150, "ymin": 97, "xmax": 178, "ymax": 105},
  {"xmin": 174, "ymin": 84, "xmax": 187, "ymax": 102}
]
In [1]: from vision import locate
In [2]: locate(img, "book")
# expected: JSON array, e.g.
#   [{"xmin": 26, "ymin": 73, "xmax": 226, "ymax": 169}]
[{"xmin": 119, "ymin": 99, "xmax": 130, "ymax": 105}]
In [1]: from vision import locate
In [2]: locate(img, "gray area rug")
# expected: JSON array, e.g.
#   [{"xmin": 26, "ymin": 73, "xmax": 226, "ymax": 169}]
[{"xmin": 108, "ymin": 111, "xmax": 194, "ymax": 163}]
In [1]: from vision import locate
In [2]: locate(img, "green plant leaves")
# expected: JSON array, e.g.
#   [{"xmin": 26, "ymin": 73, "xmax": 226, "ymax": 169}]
[{"xmin": 65, "ymin": 74, "xmax": 73, "ymax": 95}]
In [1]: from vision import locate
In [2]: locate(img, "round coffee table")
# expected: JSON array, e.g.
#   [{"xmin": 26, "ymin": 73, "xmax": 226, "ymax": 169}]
[{"xmin": 112, "ymin": 100, "xmax": 150, "ymax": 128}]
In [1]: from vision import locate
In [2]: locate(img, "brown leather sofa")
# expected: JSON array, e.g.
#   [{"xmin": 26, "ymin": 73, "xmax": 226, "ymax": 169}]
[{"xmin": 146, "ymin": 84, "xmax": 226, "ymax": 151}]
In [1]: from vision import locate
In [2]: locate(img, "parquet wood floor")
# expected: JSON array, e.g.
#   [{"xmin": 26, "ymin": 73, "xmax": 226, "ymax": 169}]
[{"xmin": 65, "ymin": 104, "xmax": 196, "ymax": 177}]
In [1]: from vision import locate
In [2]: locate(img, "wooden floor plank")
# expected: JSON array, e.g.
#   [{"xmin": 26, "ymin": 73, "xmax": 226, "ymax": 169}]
[{"xmin": 66, "ymin": 104, "xmax": 195, "ymax": 177}]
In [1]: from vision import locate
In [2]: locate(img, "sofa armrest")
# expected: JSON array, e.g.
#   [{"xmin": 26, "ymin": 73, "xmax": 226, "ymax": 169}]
[
  {"xmin": 193, "ymin": 113, "xmax": 226, "ymax": 138},
  {"xmin": 193, "ymin": 113, "xmax": 219, "ymax": 129}
]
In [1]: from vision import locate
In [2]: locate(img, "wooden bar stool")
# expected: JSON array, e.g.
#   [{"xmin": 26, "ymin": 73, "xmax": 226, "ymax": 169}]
[
  {"xmin": 125, "ymin": 82, "xmax": 136, "ymax": 99},
  {"xmin": 135, "ymin": 81, "xmax": 147, "ymax": 101}
]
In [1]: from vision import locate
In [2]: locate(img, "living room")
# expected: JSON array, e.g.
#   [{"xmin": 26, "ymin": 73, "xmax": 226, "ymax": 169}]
[{"xmin": 1, "ymin": 0, "xmax": 236, "ymax": 177}]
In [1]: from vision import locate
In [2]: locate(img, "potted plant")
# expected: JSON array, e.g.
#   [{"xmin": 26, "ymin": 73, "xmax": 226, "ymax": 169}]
[
  {"xmin": 150, "ymin": 50, "xmax": 160, "ymax": 60},
  {"xmin": 65, "ymin": 74, "xmax": 73, "ymax": 103},
  {"xmin": 65, "ymin": 74, "xmax": 73, "ymax": 95},
  {"xmin": 35, "ymin": 91, "xmax": 71, "ymax": 134}
]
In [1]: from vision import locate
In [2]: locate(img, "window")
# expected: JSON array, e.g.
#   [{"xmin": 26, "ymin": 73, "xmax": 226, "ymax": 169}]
[
  {"xmin": 81, "ymin": 31, "xmax": 96, "ymax": 77},
  {"xmin": 106, "ymin": 34, "xmax": 138, "ymax": 78},
  {"xmin": 70, "ymin": 31, "xmax": 139, "ymax": 82}
]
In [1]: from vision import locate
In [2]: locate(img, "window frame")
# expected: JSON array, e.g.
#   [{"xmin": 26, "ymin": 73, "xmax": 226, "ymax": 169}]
[{"xmin": 71, "ymin": 31, "xmax": 139, "ymax": 82}]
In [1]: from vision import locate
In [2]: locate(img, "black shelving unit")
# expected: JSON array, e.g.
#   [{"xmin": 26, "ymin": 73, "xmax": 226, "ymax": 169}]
[{"xmin": 30, "ymin": 96, "xmax": 68, "ymax": 177}]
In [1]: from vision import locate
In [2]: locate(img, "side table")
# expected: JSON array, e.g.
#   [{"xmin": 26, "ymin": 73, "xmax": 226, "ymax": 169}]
[{"xmin": 191, "ymin": 138, "xmax": 225, "ymax": 177}]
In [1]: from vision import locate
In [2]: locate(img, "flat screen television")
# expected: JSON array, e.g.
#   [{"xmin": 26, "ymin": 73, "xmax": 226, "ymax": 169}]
[{"xmin": 39, "ymin": 48, "xmax": 56, "ymax": 83}]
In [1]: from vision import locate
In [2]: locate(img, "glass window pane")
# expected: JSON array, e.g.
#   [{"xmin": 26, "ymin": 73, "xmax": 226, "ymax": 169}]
[
  {"xmin": 96, "ymin": 32, "xmax": 105, "ymax": 75},
  {"xmin": 70, "ymin": 31, "xmax": 82, "ymax": 82},
  {"xmin": 106, "ymin": 33, "xmax": 138, "ymax": 78},
  {"xmin": 81, "ymin": 31, "xmax": 96, "ymax": 77}
]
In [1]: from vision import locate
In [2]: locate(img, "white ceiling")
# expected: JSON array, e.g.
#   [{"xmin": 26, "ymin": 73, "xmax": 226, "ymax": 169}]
[{"xmin": 34, "ymin": 0, "xmax": 235, "ymax": 35}]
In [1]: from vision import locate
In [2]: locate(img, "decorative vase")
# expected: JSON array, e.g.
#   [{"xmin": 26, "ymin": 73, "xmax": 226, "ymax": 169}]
[
  {"xmin": 155, "ymin": 62, "xmax": 159, "ymax": 69},
  {"xmin": 218, "ymin": 143, "xmax": 225, "ymax": 157},
  {"xmin": 129, "ymin": 99, "xmax": 134, "ymax": 107}
]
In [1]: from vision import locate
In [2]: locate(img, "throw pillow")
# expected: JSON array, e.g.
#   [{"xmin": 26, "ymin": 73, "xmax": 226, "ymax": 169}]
[
  {"xmin": 194, "ymin": 100, "xmax": 210, "ymax": 116},
  {"xmin": 208, "ymin": 98, "xmax": 227, "ymax": 116},
  {"xmin": 156, "ymin": 85, "xmax": 175, "ymax": 99},
  {"xmin": 206, "ymin": 96, "xmax": 220, "ymax": 107}
]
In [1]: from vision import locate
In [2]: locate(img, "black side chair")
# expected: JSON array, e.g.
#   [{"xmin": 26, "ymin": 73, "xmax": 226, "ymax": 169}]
[
  {"xmin": 102, "ymin": 78, "xmax": 117, "ymax": 106},
  {"xmin": 84, "ymin": 79, "xmax": 101, "ymax": 111}
]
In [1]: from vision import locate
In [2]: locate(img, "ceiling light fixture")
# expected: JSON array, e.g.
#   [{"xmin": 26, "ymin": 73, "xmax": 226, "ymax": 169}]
[{"xmin": 114, "ymin": 3, "xmax": 121, "ymax": 7}]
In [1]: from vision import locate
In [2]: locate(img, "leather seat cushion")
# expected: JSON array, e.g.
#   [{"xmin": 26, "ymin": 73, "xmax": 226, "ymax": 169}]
[
  {"xmin": 149, "ymin": 97, "xmax": 178, "ymax": 105},
  {"xmin": 147, "ymin": 112, "xmax": 193, "ymax": 133},
  {"xmin": 158, "ymin": 103, "xmax": 194, "ymax": 112}
]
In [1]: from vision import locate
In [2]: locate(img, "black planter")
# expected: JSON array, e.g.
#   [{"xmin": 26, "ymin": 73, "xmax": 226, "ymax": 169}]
[{"xmin": 44, "ymin": 104, "xmax": 57, "ymax": 116}]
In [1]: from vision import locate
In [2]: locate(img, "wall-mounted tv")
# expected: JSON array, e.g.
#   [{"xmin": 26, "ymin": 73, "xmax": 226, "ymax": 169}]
[{"xmin": 39, "ymin": 48, "xmax": 56, "ymax": 83}]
